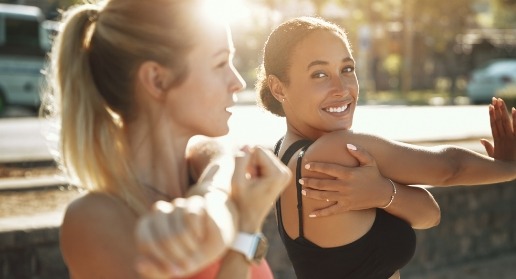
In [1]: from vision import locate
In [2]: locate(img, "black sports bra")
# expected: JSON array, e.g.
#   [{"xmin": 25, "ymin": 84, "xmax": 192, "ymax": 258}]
[{"xmin": 274, "ymin": 138, "xmax": 416, "ymax": 279}]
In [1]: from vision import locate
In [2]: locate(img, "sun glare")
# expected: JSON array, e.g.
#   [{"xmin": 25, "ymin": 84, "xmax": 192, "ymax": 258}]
[{"xmin": 201, "ymin": 0, "xmax": 251, "ymax": 25}]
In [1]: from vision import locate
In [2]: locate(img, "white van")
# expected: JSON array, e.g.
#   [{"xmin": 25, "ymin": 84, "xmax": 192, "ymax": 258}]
[{"xmin": 0, "ymin": 4, "xmax": 57, "ymax": 115}]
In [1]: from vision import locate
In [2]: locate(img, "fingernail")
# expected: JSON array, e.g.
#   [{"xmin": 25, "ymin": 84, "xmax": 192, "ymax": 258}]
[
  {"xmin": 305, "ymin": 164, "xmax": 310, "ymax": 170},
  {"xmin": 299, "ymin": 179, "xmax": 304, "ymax": 185},
  {"xmin": 309, "ymin": 213, "xmax": 316, "ymax": 218},
  {"xmin": 347, "ymin": 143, "xmax": 357, "ymax": 151},
  {"xmin": 301, "ymin": 189, "xmax": 306, "ymax": 195}
]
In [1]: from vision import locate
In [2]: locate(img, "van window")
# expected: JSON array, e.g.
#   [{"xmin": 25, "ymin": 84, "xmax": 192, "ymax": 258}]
[{"xmin": 0, "ymin": 17, "xmax": 44, "ymax": 57}]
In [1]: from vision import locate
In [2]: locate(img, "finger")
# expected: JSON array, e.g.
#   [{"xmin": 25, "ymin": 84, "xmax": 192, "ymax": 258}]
[
  {"xmin": 346, "ymin": 143, "xmax": 376, "ymax": 167},
  {"xmin": 253, "ymin": 146, "xmax": 291, "ymax": 185},
  {"xmin": 197, "ymin": 163, "xmax": 219, "ymax": 184},
  {"xmin": 136, "ymin": 218, "xmax": 176, "ymax": 276},
  {"xmin": 488, "ymin": 104, "xmax": 499, "ymax": 140},
  {"xmin": 232, "ymin": 148, "xmax": 251, "ymax": 186},
  {"xmin": 299, "ymin": 177, "xmax": 344, "ymax": 191},
  {"xmin": 512, "ymin": 107, "xmax": 516, "ymax": 135},
  {"xmin": 496, "ymin": 98, "xmax": 512, "ymax": 136},
  {"xmin": 308, "ymin": 203, "xmax": 345, "ymax": 218},
  {"xmin": 165, "ymin": 206, "xmax": 197, "ymax": 261},
  {"xmin": 305, "ymin": 162, "xmax": 353, "ymax": 179},
  {"xmin": 153, "ymin": 201, "xmax": 195, "ymax": 270},
  {"xmin": 303, "ymin": 161, "xmax": 351, "ymax": 178},
  {"xmin": 301, "ymin": 187, "xmax": 340, "ymax": 201},
  {"xmin": 183, "ymin": 196, "xmax": 207, "ymax": 240},
  {"xmin": 154, "ymin": 201, "xmax": 195, "ymax": 262},
  {"xmin": 479, "ymin": 139, "xmax": 494, "ymax": 157}
]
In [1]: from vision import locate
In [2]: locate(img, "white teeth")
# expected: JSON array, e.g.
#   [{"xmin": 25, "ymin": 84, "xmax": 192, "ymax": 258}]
[{"xmin": 325, "ymin": 104, "xmax": 348, "ymax": 113}]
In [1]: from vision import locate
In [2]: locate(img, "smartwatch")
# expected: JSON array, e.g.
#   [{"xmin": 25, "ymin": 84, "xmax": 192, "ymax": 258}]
[{"xmin": 230, "ymin": 232, "xmax": 269, "ymax": 263}]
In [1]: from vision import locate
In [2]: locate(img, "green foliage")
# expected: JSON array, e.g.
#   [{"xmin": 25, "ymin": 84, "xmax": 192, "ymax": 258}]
[
  {"xmin": 492, "ymin": 0, "xmax": 516, "ymax": 28},
  {"xmin": 383, "ymin": 54, "xmax": 401, "ymax": 76}
]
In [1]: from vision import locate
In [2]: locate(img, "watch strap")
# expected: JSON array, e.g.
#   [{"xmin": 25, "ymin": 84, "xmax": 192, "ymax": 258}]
[{"xmin": 230, "ymin": 232, "xmax": 267, "ymax": 263}]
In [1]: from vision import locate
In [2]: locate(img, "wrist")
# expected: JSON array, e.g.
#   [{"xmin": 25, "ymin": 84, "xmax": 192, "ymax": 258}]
[
  {"xmin": 230, "ymin": 232, "xmax": 269, "ymax": 264},
  {"xmin": 379, "ymin": 178, "xmax": 397, "ymax": 209},
  {"xmin": 238, "ymin": 214, "xmax": 262, "ymax": 233}
]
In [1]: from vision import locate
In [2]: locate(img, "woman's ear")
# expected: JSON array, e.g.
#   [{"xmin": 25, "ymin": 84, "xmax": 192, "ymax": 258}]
[
  {"xmin": 268, "ymin": 75, "xmax": 286, "ymax": 103},
  {"xmin": 136, "ymin": 61, "xmax": 173, "ymax": 100}
]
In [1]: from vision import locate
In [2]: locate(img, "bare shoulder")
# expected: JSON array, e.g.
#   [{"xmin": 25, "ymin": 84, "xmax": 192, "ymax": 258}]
[
  {"xmin": 304, "ymin": 130, "xmax": 360, "ymax": 166},
  {"xmin": 60, "ymin": 192, "xmax": 139, "ymax": 278},
  {"xmin": 62, "ymin": 192, "xmax": 136, "ymax": 227}
]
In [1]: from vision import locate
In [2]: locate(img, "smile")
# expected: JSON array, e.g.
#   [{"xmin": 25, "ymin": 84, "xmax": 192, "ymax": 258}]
[{"xmin": 324, "ymin": 104, "xmax": 349, "ymax": 113}]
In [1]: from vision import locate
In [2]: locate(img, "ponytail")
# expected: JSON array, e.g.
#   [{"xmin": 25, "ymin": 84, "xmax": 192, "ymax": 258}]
[{"xmin": 42, "ymin": 3, "xmax": 147, "ymax": 214}]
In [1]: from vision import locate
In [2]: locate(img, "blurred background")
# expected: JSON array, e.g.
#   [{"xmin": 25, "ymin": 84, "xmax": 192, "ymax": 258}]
[
  {"xmin": 1, "ymin": 1, "xmax": 516, "ymax": 279},
  {"xmin": 1, "ymin": 0, "xmax": 516, "ymax": 115}
]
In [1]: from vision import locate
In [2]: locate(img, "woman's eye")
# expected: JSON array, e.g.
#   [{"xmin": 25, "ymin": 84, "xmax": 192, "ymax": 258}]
[
  {"xmin": 342, "ymin": 66, "xmax": 355, "ymax": 73},
  {"xmin": 311, "ymin": 72, "xmax": 327, "ymax": 78},
  {"xmin": 216, "ymin": 61, "xmax": 227, "ymax": 68}
]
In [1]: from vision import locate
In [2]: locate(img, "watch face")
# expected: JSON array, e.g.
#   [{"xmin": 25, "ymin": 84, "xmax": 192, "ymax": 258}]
[{"xmin": 254, "ymin": 235, "xmax": 269, "ymax": 263}]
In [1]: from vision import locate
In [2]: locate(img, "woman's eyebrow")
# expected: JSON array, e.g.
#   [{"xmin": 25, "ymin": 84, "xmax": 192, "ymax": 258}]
[
  {"xmin": 307, "ymin": 60, "xmax": 328, "ymax": 70},
  {"xmin": 306, "ymin": 57, "xmax": 355, "ymax": 70}
]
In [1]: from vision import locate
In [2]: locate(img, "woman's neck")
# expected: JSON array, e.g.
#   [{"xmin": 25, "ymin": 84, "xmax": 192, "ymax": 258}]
[{"xmin": 127, "ymin": 121, "xmax": 191, "ymax": 201}]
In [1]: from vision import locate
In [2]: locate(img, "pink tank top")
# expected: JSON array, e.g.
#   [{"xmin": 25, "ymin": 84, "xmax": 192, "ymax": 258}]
[{"xmin": 186, "ymin": 259, "xmax": 273, "ymax": 279}]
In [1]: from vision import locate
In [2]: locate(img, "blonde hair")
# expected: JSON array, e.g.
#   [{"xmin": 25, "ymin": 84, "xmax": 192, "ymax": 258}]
[
  {"xmin": 41, "ymin": 0, "xmax": 203, "ymax": 214},
  {"xmin": 256, "ymin": 17, "xmax": 351, "ymax": 117}
]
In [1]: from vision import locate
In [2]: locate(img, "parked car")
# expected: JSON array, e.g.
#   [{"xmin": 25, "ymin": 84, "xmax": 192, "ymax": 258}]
[
  {"xmin": 466, "ymin": 59, "xmax": 516, "ymax": 104},
  {"xmin": 0, "ymin": 4, "xmax": 58, "ymax": 115}
]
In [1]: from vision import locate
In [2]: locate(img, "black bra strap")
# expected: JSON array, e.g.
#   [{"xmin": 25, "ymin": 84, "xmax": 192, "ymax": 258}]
[
  {"xmin": 278, "ymin": 139, "xmax": 313, "ymax": 166},
  {"xmin": 274, "ymin": 137, "xmax": 313, "ymax": 239},
  {"xmin": 295, "ymin": 144, "xmax": 311, "ymax": 238}
]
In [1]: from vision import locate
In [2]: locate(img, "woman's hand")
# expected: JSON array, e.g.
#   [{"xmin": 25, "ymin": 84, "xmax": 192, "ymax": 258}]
[
  {"xmin": 135, "ymin": 196, "xmax": 225, "ymax": 279},
  {"xmin": 480, "ymin": 97, "xmax": 516, "ymax": 161},
  {"xmin": 231, "ymin": 146, "xmax": 292, "ymax": 232},
  {"xmin": 300, "ymin": 144, "xmax": 392, "ymax": 217}
]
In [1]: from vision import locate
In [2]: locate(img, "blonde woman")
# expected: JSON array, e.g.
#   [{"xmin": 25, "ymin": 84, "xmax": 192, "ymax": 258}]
[{"xmin": 42, "ymin": 0, "xmax": 290, "ymax": 278}]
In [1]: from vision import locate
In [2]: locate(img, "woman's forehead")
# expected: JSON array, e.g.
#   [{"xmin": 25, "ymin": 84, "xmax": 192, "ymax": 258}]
[{"xmin": 291, "ymin": 30, "xmax": 351, "ymax": 64}]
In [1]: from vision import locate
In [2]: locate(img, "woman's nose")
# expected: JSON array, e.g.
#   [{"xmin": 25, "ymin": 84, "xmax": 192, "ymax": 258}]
[{"xmin": 230, "ymin": 66, "xmax": 246, "ymax": 93}]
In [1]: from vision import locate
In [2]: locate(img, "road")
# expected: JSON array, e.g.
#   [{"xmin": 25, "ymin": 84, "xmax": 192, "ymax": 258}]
[{"xmin": 0, "ymin": 104, "xmax": 492, "ymax": 163}]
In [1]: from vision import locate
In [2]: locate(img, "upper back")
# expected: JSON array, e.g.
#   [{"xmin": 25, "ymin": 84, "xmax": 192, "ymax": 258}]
[{"xmin": 277, "ymin": 130, "xmax": 376, "ymax": 247}]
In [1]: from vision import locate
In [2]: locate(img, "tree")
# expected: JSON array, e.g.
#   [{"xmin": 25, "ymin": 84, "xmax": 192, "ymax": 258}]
[{"xmin": 492, "ymin": 0, "xmax": 516, "ymax": 28}]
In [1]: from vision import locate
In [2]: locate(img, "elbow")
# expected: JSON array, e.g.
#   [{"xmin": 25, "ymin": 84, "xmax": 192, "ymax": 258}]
[
  {"xmin": 427, "ymin": 207, "xmax": 441, "ymax": 228},
  {"xmin": 412, "ymin": 203, "xmax": 441, "ymax": 230}
]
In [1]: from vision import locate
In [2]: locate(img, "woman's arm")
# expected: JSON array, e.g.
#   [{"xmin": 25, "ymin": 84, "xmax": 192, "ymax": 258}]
[
  {"xmin": 216, "ymin": 146, "xmax": 291, "ymax": 279},
  {"xmin": 349, "ymin": 100, "xmax": 516, "ymax": 186},
  {"xmin": 301, "ymin": 140, "xmax": 440, "ymax": 229},
  {"xmin": 136, "ymin": 145, "xmax": 290, "ymax": 279}
]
